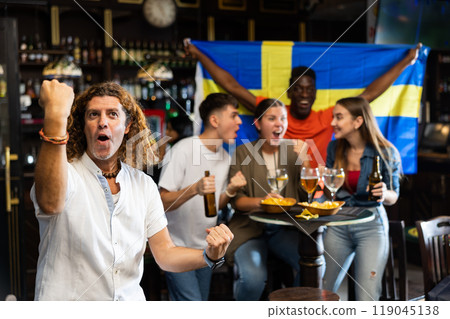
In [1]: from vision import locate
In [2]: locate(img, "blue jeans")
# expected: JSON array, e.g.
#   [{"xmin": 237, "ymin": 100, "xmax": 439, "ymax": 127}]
[
  {"xmin": 233, "ymin": 225, "xmax": 300, "ymax": 301},
  {"xmin": 322, "ymin": 207, "xmax": 389, "ymax": 301},
  {"xmin": 165, "ymin": 267, "xmax": 212, "ymax": 301}
]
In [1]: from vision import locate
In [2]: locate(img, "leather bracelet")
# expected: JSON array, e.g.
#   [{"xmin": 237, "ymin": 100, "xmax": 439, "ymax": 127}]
[
  {"xmin": 39, "ymin": 128, "xmax": 69, "ymax": 145},
  {"xmin": 225, "ymin": 189, "xmax": 236, "ymax": 198}
]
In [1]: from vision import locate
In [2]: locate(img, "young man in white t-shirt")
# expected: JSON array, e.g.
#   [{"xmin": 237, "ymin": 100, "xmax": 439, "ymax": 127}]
[{"xmin": 159, "ymin": 93, "xmax": 247, "ymax": 301}]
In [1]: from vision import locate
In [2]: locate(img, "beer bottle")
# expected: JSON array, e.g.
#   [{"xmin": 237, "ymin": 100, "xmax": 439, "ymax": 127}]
[
  {"xmin": 203, "ymin": 171, "xmax": 217, "ymax": 218},
  {"xmin": 368, "ymin": 156, "xmax": 382, "ymax": 201}
]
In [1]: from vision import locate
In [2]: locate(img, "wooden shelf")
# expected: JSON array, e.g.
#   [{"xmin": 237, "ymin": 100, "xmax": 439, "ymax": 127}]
[{"xmin": 19, "ymin": 49, "xmax": 69, "ymax": 55}]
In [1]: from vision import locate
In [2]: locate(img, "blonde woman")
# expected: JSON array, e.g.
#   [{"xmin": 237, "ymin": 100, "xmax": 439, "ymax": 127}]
[{"xmin": 323, "ymin": 96, "xmax": 401, "ymax": 301}]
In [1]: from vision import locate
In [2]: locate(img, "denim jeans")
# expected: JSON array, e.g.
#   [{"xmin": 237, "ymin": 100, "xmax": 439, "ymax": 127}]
[
  {"xmin": 233, "ymin": 224, "xmax": 300, "ymax": 301},
  {"xmin": 165, "ymin": 267, "xmax": 212, "ymax": 301},
  {"xmin": 322, "ymin": 207, "xmax": 389, "ymax": 301}
]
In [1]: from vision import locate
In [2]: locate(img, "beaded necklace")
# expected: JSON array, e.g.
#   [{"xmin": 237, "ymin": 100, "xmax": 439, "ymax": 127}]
[{"xmin": 102, "ymin": 164, "xmax": 121, "ymax": 179}]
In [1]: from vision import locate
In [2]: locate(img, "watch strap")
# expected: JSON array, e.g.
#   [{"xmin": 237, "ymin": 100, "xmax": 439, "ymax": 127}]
[{"xmin": 203, "ymin": 250, "xmax": 225, "ymax": 270}]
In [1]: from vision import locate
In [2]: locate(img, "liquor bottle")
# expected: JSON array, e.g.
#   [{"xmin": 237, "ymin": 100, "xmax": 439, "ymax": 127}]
[
  {"xmin": 66, "ymin": 35, "xmax": 74, "ymax": 53},
  {"xmin": 59, "ymin": 36, "xmax": 66, "ymax": 51},
  {"xmin": 25, "ymin": 79, "xmax": 36, "ymax": 99},
  {"xmin": 368, "ymin": 156, "xmax": 382, "ymax": 201},
  {"xmin": 135, "ymin": 40, "xmax": 142, "ymax": 64},
  {"xmin": 42, "ymin": 42, "xmax": 50, "ymax": 63},
  {"xmin": 82, "ymin": 39, "xmax": 89, "ymax": 65},
  {"xmin": 19, "ymin": 35, "xmax": 28, "ymax": 63},
  {"xmin": 27, "ymin": 35, "xmax": 35, "ymax": 62},
  {"xmin": 33, "ymin": 78, "xmax": 41, "ymax": 97},
  {"xmin": 148, "ymin": 81, "xmax": 155, "ymax": 101},
  {"xmin": 88, "ymin": 40, "xmax": 96, "ymax": 65},
  {"xmin": 128, "ymin": 40, "xmax": 135, "ymax": 65},
  {"xmin": 156, "ymin": 41, "xmax": 164, "ymax": 56},
  {"xmin": 203, "ymin": 171, "xmax": 217, "ymax": 218},
  {"xmin": 142, "ymin": 40, "xmax": 149, "ymax": 62},
  {"xmin": 112, "ymin": 41, "xmax": 120, "ymax": 65},
  {"xmin": 163, "ymin": 41, "xmax": 170, "ymax": 56},
  {"xmin": 0, "ymin": 73, "xmax": 6, "ymax": 98},
  {"xmin": 149, "ymin": 40, "xmax": 156, "ymax": 57},
  {"xmin": 120, "ymin": 40, "xmax": 127, "ymax": 65},
  {"xmin": 35, "ymin": 34, "xmax": 43, "ymax": 63},
  {"xmin": 73, "ymin": 37, "xmax": 81, "ymax": 64},
  {"xmin": 96, "ymin": 39, "xmax": 103, "ymax": 64}
]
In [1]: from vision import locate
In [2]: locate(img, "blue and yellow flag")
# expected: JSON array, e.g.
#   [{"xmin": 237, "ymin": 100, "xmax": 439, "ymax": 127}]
[{"xmin": 193, "ymin": 41, "xmax": 429, "ymax": 174}]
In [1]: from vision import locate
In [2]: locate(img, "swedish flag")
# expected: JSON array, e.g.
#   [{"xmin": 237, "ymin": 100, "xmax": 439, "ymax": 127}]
[{"xmin": 193, "ymin": 41, "xmax": 429, "ymax": 174}]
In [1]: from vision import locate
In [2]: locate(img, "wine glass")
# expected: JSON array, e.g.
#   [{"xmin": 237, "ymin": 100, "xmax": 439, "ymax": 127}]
[
  {"xmin": 267, "ymin": 168, "xmax": 289, "ymax": 194},
  {"xmin": 323, "ymin": 168, "xmax": 345, "ymax": 201},
  {"xmin": 300, "ymin": 167, "xmax": 319, "ymax": 204}
]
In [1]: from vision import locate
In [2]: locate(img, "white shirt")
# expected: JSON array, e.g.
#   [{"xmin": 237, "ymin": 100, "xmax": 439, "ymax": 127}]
[
  {"xmin": 30, "ymin": 153, "xmax": 167, "ymax": 301},
  {"xmin": 158, "ymin": 136, "xmax": 229, "ymax": 249}
]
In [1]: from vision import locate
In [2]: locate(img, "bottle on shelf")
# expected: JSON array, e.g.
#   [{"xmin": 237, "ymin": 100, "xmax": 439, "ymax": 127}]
[
  {"xmin": 73, "ymin": 37, "xmax": 81, "ymax": 64},
  {"xmin": 163, "ymin": 41, "xmax": 170, "ymax": 56},
  {"xmin": 133, "ymin": 79, "xmax": 142, "ymax": 100},
  {"xmin": 88, "ymin": 40, "xmax": 96, "ymax": 65},
  {"xmin": 135, "ymin": 40, "xmax": 142, "ymax": 65},
  {"xmin": 128, "ymin": 40, "xmax": 135, "ymax": 66},
  {"xmin": 20, "ymin": 35, "xmax": 28, "ymax": 50},
  {"xmin": 19, "ymin": 35, "xmax": 27, "ymax": 63},
  {"xmin": 27, "ymin": 34, "xmax": 36, "ymax": 62},
  {"xmin": 120, "ymin": 39, "xmax": 128, "ymax": 65},
  {"xmin": 185, "ymin": 99, "xmax": 192, "ymax": 114},
  {"xmin": 203, "ymin": 171, "xmax": 217, "ymax": 218},
  {"xmin": 96, "ymin": 39, "xmax": 103, "ymax": 65},
  {"xmin": 25, "ymin": 79, "xmax": 37, "ymax": 99},
  {"xmin": 112, "ymin": 41, "xmax": 120, "ymax": 65},
  {"xmin": 148, "ymin": 81, "xmax": 156, "ymax": 101},
  {"xmin": 60, "ymin": 36, "xmax": 66, "ymax": 51},
  {"xmin": 156, "ymin": 41, "xmax": 164, "ymax": 56},
  {"xmin": 82, "ymin": 39, "xmax": 89, "ymax": 65},
  {"xmin": 113, "ymin": 73, "xmax": 121, "ymax": 85},
  {"xmin": 35, "ymin": 34, "xmax": 43, "ymax": 64},
  {"xmin": 368, "ymin": 155, "xmax": 382, "ymax": 201},
  {"xmin": 42, "ymin": 42, "xmax": 50, "ymax": 64},
  {"xmin": 67, "ymin": 35, "xmax": 74, "ymax": 53},
  {"xmin": 142, "ymin": 40, "xmax": 149, "ymax": 63},
  {"xmin": 141, "ymin": 81, "xmax": 148, "ymax": 101},
  {"xmin": 33, "ymin": 78, "xmax": 41, "ymax": 97},
  {"xmin": 149, "ymin": 40, "xmax": 156, "ymax": 57},
  {"xmin": 0, "ymin": 72, "xmax": 6, "ymax": 98}
]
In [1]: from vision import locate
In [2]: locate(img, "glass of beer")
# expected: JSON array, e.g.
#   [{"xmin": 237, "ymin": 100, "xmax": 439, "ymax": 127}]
[
  {"xmin": 267, "ymin": 168, "xmax": 289, "ymax": 194},
  {"xmin": 323, "ymin": 168, "xmax": 345, "ymax": 201},
  {"xmin": 300, "ymin": 167, "xmax": 319, "ymax": 204}
]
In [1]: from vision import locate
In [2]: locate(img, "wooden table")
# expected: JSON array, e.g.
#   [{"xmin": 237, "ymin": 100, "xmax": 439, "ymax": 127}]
[
  {"xmin": 269, "ymin": 287, "xmax": 340, "ymax": 301},
  {"xmin": 249, "ymin": 206, "xmax": 374, "ymax": 288}
]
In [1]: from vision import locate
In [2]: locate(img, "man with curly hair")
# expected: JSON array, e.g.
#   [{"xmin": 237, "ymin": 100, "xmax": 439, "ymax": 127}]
[{"xmin": 31, "ymin": 80, "xmax": 234, "ymax": 301}]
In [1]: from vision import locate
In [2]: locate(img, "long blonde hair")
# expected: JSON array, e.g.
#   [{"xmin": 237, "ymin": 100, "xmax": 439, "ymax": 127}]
[
  {"xmin": 67, "ymin": 82, "xmax": 158, "ymax": 170},
  {"xmin": 333, "ymin": 97, "xmax": 402, "ymax": 189}
]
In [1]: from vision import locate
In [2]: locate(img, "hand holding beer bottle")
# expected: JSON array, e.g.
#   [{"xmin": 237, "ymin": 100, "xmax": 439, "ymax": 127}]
[
  {"xmin": 368, "ymin": 156, "xmax": 384, "ymax": 202},
  {"xmin": 201, "ymin": 171, "xmax": 217, "ymax": 218}
]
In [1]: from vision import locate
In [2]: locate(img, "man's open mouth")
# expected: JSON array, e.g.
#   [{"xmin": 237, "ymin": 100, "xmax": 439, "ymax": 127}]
[{"xmin": 97, "ymin": 135, "xmax": 110, "ymax": 142}]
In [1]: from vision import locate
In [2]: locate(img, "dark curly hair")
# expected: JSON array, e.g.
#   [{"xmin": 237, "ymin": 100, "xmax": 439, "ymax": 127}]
[{"xmin": 67, "ymin": 82, "xmax": 157, "ymax": 170}]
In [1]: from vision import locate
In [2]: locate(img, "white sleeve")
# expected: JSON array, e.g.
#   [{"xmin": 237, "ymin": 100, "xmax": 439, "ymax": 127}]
[
  {"xmin": 145, "ymin": 180, "xmax": 168, "ymax": 238},
  {"xmin": 158, "ymin": 143, "xmax": 186, "ymax": 192}
]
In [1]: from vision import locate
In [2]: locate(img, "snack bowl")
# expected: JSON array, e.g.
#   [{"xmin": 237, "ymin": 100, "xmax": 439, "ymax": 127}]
[
  {"xmin": 297, "ymin": 201, "xmax": 345, "ymax": 216},
  {"xmin": 260, "ymin": 197, "xmax": 297, "ymax": 214}
]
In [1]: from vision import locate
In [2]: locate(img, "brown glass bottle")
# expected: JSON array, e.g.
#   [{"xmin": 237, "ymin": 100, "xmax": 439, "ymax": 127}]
[
  {"xmin": 203, "ymin": 171, "xmax": 217, "ymax": 218},
  {"xmin": 368, "ymin": 156, "xmax": 383, "ymax": 201}
]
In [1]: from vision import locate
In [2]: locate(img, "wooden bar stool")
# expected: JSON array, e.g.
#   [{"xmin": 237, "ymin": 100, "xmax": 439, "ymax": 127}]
[{"xmin": 269, "ymin": 287, "xmax": 340, "ymax": 301}]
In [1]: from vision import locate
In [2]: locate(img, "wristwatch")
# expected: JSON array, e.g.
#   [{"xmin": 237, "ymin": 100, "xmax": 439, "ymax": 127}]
[{"xmin": 203, "ymin": 250, "xmax": 225, "ymax": 270}]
